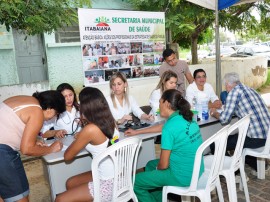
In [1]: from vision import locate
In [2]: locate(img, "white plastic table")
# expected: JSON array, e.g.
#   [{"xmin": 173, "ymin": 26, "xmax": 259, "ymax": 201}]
[{"xmin": 42, "ymin": 116, "xmax": 236, "ymax": 201}]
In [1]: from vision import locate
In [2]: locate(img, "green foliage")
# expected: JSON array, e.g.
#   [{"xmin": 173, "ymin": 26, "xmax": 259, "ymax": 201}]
[
  {"xmin": 128, "ymin": 0, "xmax": 270, "ymax": 59},
  {"xmin": 257, "ymin": 69, "xmax": 270, "ymax": 92},
  {"xmin": 0, "ymin": 0, "xmax": 91, "ymax": 35}
]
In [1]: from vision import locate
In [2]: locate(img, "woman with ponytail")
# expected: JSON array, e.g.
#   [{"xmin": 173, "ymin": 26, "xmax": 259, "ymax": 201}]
[
  {"xmin": 134, "ymin": 89, "xmax": 204, "ymax": 202},
  {"xmin": 56, "ymin": 87, "xmax": 118, "ymax": 202},
  {"xmin": 0, "ymin": 90, "xmax": 65, "ymax": 202}
]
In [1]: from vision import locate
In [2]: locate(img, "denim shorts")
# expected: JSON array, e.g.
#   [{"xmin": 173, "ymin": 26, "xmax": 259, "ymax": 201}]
[{"xmin": 0, "ymin": 144, "xmax": 29, "ymax": 202}]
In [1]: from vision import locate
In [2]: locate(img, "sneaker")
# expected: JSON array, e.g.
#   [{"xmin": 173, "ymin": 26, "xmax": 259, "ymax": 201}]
[{"xmin": 235, "ymin": 174, "xmax": 249, "ymax": 183}]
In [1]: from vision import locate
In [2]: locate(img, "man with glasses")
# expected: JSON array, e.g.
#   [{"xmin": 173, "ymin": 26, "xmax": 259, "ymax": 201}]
[
  {"xmin": 159, "ymin": 48, "xmax": 194, "ymax": 96},
  {"xmin": 210, "ymin": 72, "xmax": 270, "ymax": 173}
]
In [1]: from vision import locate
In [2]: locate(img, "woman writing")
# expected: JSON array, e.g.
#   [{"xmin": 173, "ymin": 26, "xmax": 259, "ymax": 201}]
[
  {"xmin": 55, "ymin": 87, "xmax": 117, "ymax": 202},
  {"xmin": 0, "ymin": 90, "xmax": 65, "ymax": 202},
  {"xmin": 149, "ymin": 70, "xmax": 177, "ymax": 115},
  {"xmin": 134, "ymin": 89, "xmax": 204, "ymax": 202},
  {"xmin": 41, "ymin": 83, "xmax": 81, "ymax": 138},
  {"xmin": 106, "ymin": 72, "xmax": 154, "ymax": 125}
]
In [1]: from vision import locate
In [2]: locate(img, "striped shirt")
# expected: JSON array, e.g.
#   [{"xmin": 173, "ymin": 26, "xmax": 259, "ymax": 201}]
[{"xmin": 220, "ymin": 83, "xmax": 270, "ymax": 139}]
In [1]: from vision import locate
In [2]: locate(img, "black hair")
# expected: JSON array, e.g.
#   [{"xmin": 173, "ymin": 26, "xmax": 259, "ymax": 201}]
[
  {"xmin": 193, "ymin": 69, "xmax": 206, "ymax": 78},
  {"xmin": 161, "ymin": 89, "xmax": 193, "ymax": 122},
  {"xmin": 162, "ymin": 48, "xmax": 175, "ymax": 59},
  {"xmin": 32, "ymin": 90, "xmax": 66, "ymax": 114},
  {"xmin": 56, "ymin": 83, "xmax": 79, "ymax": 111},
  {"xmin": 79, "ymin": 87, "xmax": 115, "ymax": 141}
]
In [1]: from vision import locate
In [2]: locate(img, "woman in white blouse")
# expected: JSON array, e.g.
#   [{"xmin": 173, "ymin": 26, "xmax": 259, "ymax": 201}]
[
  {"xmin": 186, "ymin": 69, "xmax": 222, "ymax": 109},
  {"xmin": 149, "ymin": 70, "xmax": 178, "ymax": 115},
  {"xmin": 41, "ymin": 83, "xmax": 81, "ymax": 138},
  {"xmin": 106, "ymin": 72, "xmax": 154, "ymax": 125}
]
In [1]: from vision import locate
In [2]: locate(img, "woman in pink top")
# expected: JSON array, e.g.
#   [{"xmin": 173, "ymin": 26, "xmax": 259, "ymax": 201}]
[{"xmin": 0, "ymin": 90, "xmax": 65, "ymax": 202}]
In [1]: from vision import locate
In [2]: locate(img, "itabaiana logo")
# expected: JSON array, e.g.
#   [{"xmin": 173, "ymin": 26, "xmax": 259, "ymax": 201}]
[{"xmin": 85, "ymin": 16, "xmax": 111, "ymax": 31}]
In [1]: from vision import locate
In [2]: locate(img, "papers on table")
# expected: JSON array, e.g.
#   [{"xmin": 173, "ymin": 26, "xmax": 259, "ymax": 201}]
[{"xmin": 46, "ymin": 143, "xmax": 68, "ymax": 151}]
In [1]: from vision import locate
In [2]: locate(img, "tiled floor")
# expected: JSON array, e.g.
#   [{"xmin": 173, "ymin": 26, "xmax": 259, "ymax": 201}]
[{"xmin": 22, "ymin": 145, "xmax": 270, "ymax": 202}]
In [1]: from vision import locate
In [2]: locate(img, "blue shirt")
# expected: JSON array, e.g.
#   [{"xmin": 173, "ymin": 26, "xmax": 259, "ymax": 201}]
[{"xmin": 220, "ymin": 83, "xmax": 270, "ymax": 139}]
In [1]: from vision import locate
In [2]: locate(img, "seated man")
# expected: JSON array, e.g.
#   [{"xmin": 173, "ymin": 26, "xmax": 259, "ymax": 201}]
[
  {"xmin": 186, "ymin": 68, "xmax": 222, "ymax": 113},
  {"xmin": 210, "ymin": 72, "xmax": 270, "ymax": 172}
]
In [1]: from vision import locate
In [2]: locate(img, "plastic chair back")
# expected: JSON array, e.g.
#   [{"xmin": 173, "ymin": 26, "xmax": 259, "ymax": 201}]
[
  {"xmin": 92, "ymin": 137, "xmax": 142, "ymax": 202},
  {"xmin": 228, "ymin": 114, "xmax": 251, "ymax": 170},
  {"xmin": 190, "ymin": 125, "xmax": 230, "ymax": 192},
  {"xmin": 263, "ymin": 127, "xmax": 270, "ymax": 154}
]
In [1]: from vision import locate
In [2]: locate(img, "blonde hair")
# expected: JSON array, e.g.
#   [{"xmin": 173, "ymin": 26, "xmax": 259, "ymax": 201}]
[
  {"xmin": 109, "ymin": 72, "xmax": 130, "ymax": 109},
  {"xmin": 156, "ymin": 70, "xmax": 177, "ymax": 93}
]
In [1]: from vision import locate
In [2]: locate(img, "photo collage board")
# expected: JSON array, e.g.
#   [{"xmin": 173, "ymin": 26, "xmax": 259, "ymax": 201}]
[{"xmin": 78, "ymin": 9, "xmax": 166, "ymax": 85}]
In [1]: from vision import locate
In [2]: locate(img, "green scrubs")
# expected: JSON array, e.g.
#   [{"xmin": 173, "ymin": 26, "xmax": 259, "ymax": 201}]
[{"xmin": 134, "ymin": 111, "xmax": 204, "ymax": 202}]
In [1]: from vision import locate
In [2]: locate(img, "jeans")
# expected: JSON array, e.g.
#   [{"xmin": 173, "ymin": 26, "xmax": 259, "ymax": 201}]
[
  {"xmin": 210, "ymin": 134, "xmax": 266, "ymax": 171},
  {"xmin": 0, "ymin": 144, "xmax": 29, "ymax": 201}
]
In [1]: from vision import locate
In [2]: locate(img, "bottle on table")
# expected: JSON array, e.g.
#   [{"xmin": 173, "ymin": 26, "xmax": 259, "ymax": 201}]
[{"xmin": 201, "ymin": 100, "xmax": 209, "ymax": 120}]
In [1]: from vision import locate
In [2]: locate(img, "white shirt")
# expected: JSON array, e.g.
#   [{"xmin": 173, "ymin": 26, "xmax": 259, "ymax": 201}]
[
  {"xmin": 186, "ymin": 82, "xmax": 219, "ymax": 106},
  {"xmin": 106, "ymin": 95, "xmax": 144, "ymax": 121},
  {"xmin": 41, "ymin": 106, "xmax": 81, "ymax": 135},
  {"xmin": 149, "ymin": 89, "xmax": 161, "ymax": 115}
]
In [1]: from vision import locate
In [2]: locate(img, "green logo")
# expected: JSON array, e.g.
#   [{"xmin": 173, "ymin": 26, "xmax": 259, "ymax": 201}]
[{"xmin": 95, "ymin": 16, "xmax": 110, "ymax": 24}]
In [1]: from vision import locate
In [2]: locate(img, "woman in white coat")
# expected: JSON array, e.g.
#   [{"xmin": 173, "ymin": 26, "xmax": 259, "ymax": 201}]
[
  {"xmin": 106, "ymin": 72, "xmax": 154, "ymax": 125},
  {"xmin": 149, "ymin": 70, "xmax": 178, "ymax": 115},
  {"xmin": 41, "ymin": 83, "xmax": 81, "ymax": 138}
]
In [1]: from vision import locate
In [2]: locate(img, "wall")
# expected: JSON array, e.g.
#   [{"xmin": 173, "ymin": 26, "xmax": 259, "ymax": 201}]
[
  {"xmin": 0, "ymin": 81, "xmax": 50, "ymax": 102},
  {"xmin": 188, "ymin": 56, "xmax": 267, "ymax": 92},
  {"xmin": 0, "ymin": 25, "xmax": 19, "ymax": 86},
  {"xmin": 1, "ymin": 55, "xmax": 267, "ymax": 104}
]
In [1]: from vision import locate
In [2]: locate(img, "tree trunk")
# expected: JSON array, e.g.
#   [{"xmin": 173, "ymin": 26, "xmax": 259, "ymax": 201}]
[{"xmin": 191, "ymin": 35, "xmax": 198, "ymax": 64}]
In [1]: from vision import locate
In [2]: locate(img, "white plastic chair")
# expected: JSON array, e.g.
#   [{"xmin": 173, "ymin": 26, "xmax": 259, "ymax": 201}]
[
  {"xmin": 92, "ymin": 137, "xmax": 142, "ymax": 202},
  {"xmin": 204, "ymin": 114, "xmax": 251, "ymax": 202},
  {"xmin": 162, "ymin": 125, "xmax": 230, "ymax": 202},
  {"xmin": 243, "ymin": 127, "xmax": 270, "ymax": 179}
]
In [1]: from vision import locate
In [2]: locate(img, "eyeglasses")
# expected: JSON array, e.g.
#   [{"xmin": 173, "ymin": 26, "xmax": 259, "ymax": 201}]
[{"xmin": 195, "ymin": 75, "xmax": 206, "ymax": 79}]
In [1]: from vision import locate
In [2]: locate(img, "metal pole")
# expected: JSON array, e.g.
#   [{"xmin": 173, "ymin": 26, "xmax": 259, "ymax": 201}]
[{"xmin": 215, "ymin": 0, "xmax": 221, "ymax": 96}]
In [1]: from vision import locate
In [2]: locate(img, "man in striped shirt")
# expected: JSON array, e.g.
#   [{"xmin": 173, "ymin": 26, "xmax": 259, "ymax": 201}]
[{"xmin": 210, "ymin": 72, "xmax": 270, "ymax": 171}]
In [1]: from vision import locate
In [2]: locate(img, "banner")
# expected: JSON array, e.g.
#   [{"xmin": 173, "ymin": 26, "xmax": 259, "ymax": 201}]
[{"xmin": 78, "ymin": 8, "xmax": 165, "ymax": 85}]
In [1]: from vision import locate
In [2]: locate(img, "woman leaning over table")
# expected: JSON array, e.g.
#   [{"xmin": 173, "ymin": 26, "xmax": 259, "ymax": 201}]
[
  {"xmin": 134, "ymin": 89, "xmax": 204, "ymax": 202},
  {"xmin": 55, "ymin": 87, "xmax": 118, "ymax": 202},
  {"xmin": 149, "ymin": 70, "xmax": 177, "ymax": 115},
  {"xmin": 41, "ymin": 83, "xmax": 81, "ymax": 138},
  {"xmin": 106, "ymin": 71, "xmax": 154, "ymax": 125},
  {"xmin": 0, "ymin": 90, "xmax": 65, "ymax": 202}
]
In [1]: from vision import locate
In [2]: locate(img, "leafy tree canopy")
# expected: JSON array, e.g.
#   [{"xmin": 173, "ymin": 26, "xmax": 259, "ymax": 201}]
[
  {"xmin": 0, "ymin": 0, "xmax": 91, "ymax": 35},
  {"xmin": 128, "ymin": 0, "xmax": 270, "ymax": 64}
]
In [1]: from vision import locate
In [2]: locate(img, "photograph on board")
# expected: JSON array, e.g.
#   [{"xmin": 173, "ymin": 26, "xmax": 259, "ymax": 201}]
[
  {"xmin": 105, "ymin": 69, "xmax": 118, "ymax": 81},
  {"xmin": 143, "ymin": 66, "xmax": 159, "ymax": 77},
  {"xmin": 143, "ymin": 54, "xmax": 155, "ymax": 66},
  {"xmin": 143, "ymin": 41, "xmax": 154, "ymax": 53},
  {"xmin": 83, "ymin": 57, "xmax": 98, "ymax": 70},
  {"xmin": 130, "ymin": 42, "xmax": 143, "ymax": 53},
  {"xmin": 98, "ymin": 56, "xmax": 109, "ymax": 69},
  {"xmin": 84, "ymin": 70, "xmax": 105, "ymax": 84},
  {"xmin": 132, "ymin": 66, "xmax": 144, "ymax": 78},
  {"xmin": 119, "ymin": 68, "xmax": 132, "ymax": 79}
]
